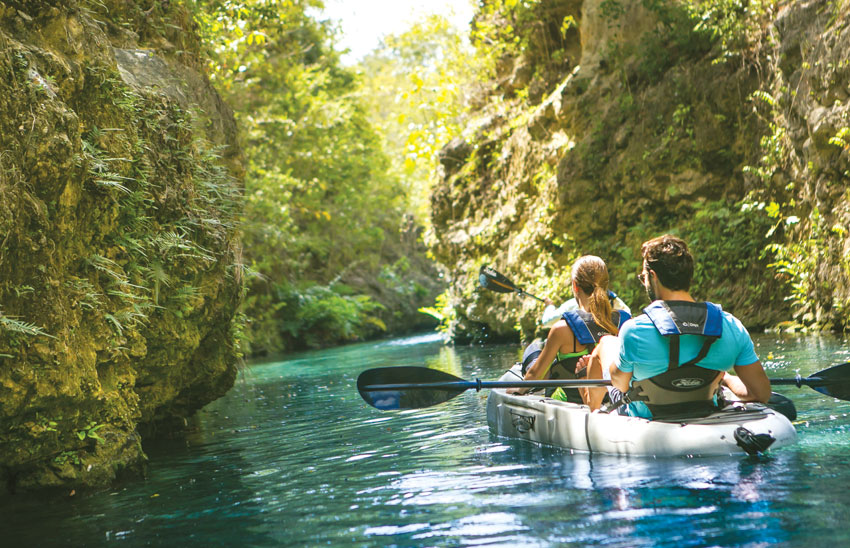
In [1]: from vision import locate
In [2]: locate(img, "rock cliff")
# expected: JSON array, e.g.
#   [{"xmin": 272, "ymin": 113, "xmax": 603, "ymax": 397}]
[
  {"xmin": 430, "ymin": 0, "xmax": 850, "ymax": 342},
  {"xmin": 0, "ymin": 0, "xmax": 242, "ymax": 492}
]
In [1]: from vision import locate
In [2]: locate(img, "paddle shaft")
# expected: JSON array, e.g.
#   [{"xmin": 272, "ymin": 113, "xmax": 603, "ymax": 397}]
[
  {"xmin": 362, "ymin": 374, "xmax": 835, "ymax": 393},
  {"xmin": 363, "ymin": 379, "xmax": 613, "ymax": 392},
  {"xmin": 358, "ymin": 361, "xmax": 850, "ymax": 412},
  {"xmin": 517, "ymin": 290, "xmax": 545, "ymax": 303},
  {"xmin": 769, "ymin": 376, "xmax": 830, "ymax": 388}
]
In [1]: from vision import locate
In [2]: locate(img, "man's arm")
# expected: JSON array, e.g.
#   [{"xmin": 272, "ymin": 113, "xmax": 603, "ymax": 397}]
[
  {"xmin": 610, "ymin": 363, "xmax": 632, "ymax": 393},
  {"xmin": 723, "ymin": 361, "xmax": 771, "ymax": 403}
]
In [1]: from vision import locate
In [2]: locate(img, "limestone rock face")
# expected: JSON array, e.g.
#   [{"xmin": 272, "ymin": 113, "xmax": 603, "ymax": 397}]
[
  {"xmin": 0, "ymin": 1, "xmax": 242, "ymax": 492},
  {"xmin": 431, "ymin": 0, "xmax": 850, "ymax": 341},
  {"xmin": 761, "ymin": 0, "xmax": 850, "ymax": 329}
]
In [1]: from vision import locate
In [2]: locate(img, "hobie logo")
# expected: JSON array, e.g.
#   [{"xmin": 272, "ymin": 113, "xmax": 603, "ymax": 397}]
[
  {"xmin": 510, "ymin": 412, "xmax": 535, "ymax": 433},
  {"xmin": 672, "ymin": 378, "xmax": 705, "ymax": 388}
]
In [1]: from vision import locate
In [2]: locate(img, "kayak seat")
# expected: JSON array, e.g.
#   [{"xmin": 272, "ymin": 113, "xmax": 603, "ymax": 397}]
[
  {"xmin": 521, "ymin": 339, "xmax": 544, "ymax": 376},
  {"xmin": 547, "ymin": 361, "xmax": 587, "ymax": 403},
  {"xmin": 521, "ymin": 338, "xmax": 586, "ymax": 401},
  {"xmin": 609, "ymin": 365, "xmax": 724, "ymax": 420}
]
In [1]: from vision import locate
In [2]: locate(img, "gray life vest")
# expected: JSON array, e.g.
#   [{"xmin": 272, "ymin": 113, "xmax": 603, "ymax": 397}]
[{"xmin": 608, "ymin": 301, "xmax": 725, "ymax": 420}]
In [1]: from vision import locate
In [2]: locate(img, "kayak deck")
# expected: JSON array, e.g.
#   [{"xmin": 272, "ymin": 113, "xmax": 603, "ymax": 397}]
[{"xmin": 486, "ymin": 366, "xmax": 797, "ymax": 457}]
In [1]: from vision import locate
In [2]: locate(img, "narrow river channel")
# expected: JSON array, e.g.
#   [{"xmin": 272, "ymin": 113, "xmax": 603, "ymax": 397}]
[{"xmin": 5, "ymin": 331, "xmax": 850, "ymax": 546}]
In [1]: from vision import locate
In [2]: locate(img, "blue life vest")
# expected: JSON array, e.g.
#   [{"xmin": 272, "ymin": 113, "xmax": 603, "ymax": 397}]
[
  {"xmin": 523, "ymin": 310, "xmax": 631, "ymax": 377},
  {"xmin": 562, "ymin": 309, "xmax": 631, "ymax": 347},
  {"xmin": 643, "ymin": 300, "xmax": 723, "ymax": 369},
  {"xmin": 541, "ymin": 309, "xmax": 630, "ymax": 402},
  {"xmin": 522, "ymin": 308, "xmax": 632, "ymax": 403}
]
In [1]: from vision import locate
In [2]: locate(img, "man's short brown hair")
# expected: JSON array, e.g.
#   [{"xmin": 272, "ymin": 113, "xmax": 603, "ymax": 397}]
[{"xmin": 641, "ymin": 234, "xmax": 694, "ymax": 291}]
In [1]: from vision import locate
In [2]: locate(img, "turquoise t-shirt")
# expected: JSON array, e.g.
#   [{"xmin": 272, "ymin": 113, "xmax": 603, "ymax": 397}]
[{"xmin": 615, "ymin": 304, "xmax": 760, "ymax": 418}]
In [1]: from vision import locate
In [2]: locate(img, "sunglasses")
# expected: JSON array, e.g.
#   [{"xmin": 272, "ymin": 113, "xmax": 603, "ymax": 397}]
[{"xmin": 637, "ymin": 270, "xmax": 651, "ymax": 284}]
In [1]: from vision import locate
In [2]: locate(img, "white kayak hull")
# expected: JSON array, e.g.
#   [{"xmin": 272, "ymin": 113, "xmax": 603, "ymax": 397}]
[{"xmin": 486, "ymin": 365, "xmax": 797, "ymax": 457}]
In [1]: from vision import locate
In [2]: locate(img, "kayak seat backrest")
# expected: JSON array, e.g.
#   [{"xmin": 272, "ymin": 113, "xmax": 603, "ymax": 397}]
[
  {"xmin": 625, "ymin": 365, "xmax": 724, "ymax": 420},
  {"xmin": 546, "ymin": 360, "xmax": 587, "ymax": 403},
  {"xmin": 519, "ymin": 338, "xmax": 586, "ymax": 402},
  {"xmin": 520, "ymin": 339, "xmax": 544, "ymax": 376}
]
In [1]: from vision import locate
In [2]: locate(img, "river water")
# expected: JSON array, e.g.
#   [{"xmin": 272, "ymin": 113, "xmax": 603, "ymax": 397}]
[{"xmin": 5, "ymin": 331, "xmax": 850, "ymax": 547}]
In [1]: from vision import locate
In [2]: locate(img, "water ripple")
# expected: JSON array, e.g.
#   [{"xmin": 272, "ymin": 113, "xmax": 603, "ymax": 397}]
[{"xmin": 4, "ymin": 333, "xmax": 850, "ymax": 547}]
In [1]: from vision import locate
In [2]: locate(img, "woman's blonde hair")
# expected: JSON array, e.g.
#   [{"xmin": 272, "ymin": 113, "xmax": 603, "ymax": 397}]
[{"xmin": 571, "ymin": 255, "xmax": 618, "ymax": 335}]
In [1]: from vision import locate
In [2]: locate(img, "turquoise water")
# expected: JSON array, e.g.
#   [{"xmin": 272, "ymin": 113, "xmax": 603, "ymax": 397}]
[{"xmin": 4, "ymin": 332, "xmax": 850, "ymax": 547}]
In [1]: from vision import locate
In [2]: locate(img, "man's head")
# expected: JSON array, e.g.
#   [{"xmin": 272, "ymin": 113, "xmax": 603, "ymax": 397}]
[{"xmin": 640, "ymin": 235, "xmax": 694, "ymax": 296}]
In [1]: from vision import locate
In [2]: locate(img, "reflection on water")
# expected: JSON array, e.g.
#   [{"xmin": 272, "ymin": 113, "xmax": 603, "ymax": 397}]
[{"xmin": 2, "ymin": 331, "xmax": 850, "ymax": 546}]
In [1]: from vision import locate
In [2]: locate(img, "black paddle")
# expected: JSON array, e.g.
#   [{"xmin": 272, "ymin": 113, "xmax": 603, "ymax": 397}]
[
  {"xmin": 479, "ymin": 265, "xmax": 545, "ymax": 302},
  {"xmin": 357, "ymin": 363, "xmax": 850, "ymax": 413},
  {"xmin": 357, "ymin": 366, "xmax": 609, "ymax": 410}
]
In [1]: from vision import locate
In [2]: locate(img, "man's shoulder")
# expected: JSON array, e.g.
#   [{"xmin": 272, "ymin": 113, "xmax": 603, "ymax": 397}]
[
  {"xmin": 718, "ymin": 309, "xmax": 749, "ymax": 333},
  {"xmin": 624, "ymin": 312, "xmax": 655, "ymax": 327},
  {"xmin": 620, "ymin": 313, "xmax": 656, "ymax": 336}
]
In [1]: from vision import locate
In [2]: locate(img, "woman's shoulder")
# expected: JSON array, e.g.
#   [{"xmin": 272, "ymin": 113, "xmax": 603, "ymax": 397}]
[
  {"xmin": 548, "ymin": 318, "xmax": 571, "ymax": 334},
  {"xmin": 548, "ymin": 318, "xmax": 577, "ymax": 342}
]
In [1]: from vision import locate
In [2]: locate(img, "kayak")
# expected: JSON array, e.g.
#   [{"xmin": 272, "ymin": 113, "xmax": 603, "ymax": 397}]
[{"xmin": 486, "ymin": 365, "xmax": 797, "ymax": 457}]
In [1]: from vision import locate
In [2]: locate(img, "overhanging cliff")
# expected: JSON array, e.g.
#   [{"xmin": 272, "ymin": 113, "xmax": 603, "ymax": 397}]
[{"xmin": 0, "ymin": 0, "xmax": 243, "ymax": 492}]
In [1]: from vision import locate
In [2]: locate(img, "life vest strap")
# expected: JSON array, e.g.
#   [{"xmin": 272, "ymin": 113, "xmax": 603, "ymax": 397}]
[{"xmin": 668, "ymin": 336, "xmax": 717, "ymax": 371}]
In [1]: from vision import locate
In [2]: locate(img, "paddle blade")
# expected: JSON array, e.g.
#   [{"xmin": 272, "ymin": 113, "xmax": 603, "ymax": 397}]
[
  {"xmin": 478, "ymin": 265, "xmax": 519, "ymax": 294},
  {"xmin": 357, "ymin": 366, "xmax": 467, "ymax": 410},
  {"xmin": 810, "ymin": 362, "xmax": 850, "ymax": 400},
  {"xmin": 767, "ymin": 392, "xmax": 797, "ymax": 421}
]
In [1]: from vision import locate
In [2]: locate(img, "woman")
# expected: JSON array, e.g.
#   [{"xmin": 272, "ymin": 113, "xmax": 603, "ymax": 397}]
[{"xmin": 508, "ymin": 255, "xmax": 630, "ymax": 402}]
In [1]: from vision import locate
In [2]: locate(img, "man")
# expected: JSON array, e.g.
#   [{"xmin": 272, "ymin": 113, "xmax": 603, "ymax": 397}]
[{"xmin": 582, "ymin": 234, "xmax": 771, "ymax": 418}]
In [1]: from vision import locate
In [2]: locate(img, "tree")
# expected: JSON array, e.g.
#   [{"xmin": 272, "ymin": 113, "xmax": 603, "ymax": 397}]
[
  {"xmin": 193, "ymin": 0, "xmax": 411, "ymax": 353},
  {"xmin": 356, "ymin": 13, "xmax": 484, "ymax": 223}
]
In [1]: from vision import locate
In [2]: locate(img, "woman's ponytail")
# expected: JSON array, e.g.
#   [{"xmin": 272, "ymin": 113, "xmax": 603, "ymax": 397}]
[
  {"xmin": 572, "ymin": 255, "xmax": 619, "ymax": 336},
  {"xmin": 589, "ymin": 284, "xmax": 618, "ymax": 336}
]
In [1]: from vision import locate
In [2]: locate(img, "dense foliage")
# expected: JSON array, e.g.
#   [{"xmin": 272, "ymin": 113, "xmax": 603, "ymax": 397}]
[
  {"xmin": 357, "ymin": 14, "xmax": 484, "ymax": 223},
  {"xmin": 421, "ymin": 0, "xmax": 850, "ymax": 343},
  {"xmin": 192, "ymin": 0, "xmax": 441, "ymax": 354},
  {"xmin": 0, "ymin": 0, "xmax": 245, "ymax": 492}
]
